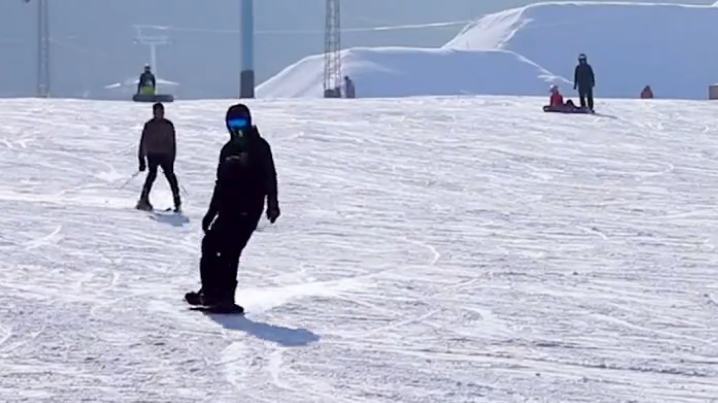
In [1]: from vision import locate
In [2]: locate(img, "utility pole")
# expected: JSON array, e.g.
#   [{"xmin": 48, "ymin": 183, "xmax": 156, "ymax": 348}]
[
  {"xmin": 239, "ymin": 0, "xmax": 255, "ymax": 98},
  {"xmin": 24, "ymin": 0, "xmax": 50, "ymax": 97},
  {"xmin": 133, "ymin": 25, "xmax": 170, "ymax": 92},
  {"xmin": 323, "ymin": 0, "xmax": 341, "ymax": 98}
]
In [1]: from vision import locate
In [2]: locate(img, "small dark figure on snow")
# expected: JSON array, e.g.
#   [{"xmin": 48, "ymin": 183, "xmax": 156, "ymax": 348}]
[
  {"xmin": 138, "ymin": 64, "xmax": 156, "ymax": 95},
  {"xmin": 136, "ymin": 102, "xmax": 181, "ymax": 212},
  {"xmin": 344, "ymin": 76, "xmax": 356, "ymax": 99},
  {"xmin": 573, "ymin": 53, "xmax": 595, "ymax": 111},
  {"xmin": 185, "ymin": 103, "xmax": 280, "ymax": 311}
]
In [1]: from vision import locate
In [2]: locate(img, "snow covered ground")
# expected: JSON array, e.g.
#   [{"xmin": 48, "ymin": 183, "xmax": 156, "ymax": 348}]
[
  {"xmin": 446, "ymin": 1, "xmax": 718, "ymax": 100},
  {"xmin": 1, "ymin": 97, "xmax": 718, "ymax": 402},
  {"xmin": 260, "ymin": 1, "xmax": 718, "ymax": 99}
]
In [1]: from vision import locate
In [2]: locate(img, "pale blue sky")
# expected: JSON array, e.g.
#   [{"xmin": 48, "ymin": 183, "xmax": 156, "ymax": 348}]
[{"xmin": 0, "ymin": 0, "xmax": 711, "ymax": 98}]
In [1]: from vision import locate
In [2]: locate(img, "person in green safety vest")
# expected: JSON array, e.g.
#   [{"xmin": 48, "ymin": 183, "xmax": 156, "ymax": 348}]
[{"xmin": 137, "ymin": 64, "xmax": 156, "ymax": 95}]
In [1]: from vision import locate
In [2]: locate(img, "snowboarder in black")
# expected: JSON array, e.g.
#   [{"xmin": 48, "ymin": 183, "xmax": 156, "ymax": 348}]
[
  {"xmin": 573, "ymin": 53, "xmax": 595, "ymax": 111},
  {"xmin": 136, "ymin": 102, "xmax": 181, "ymax": 212},
  {"xmin": 185, "ymin": 103, "xmax": 280, "ymax": 311}
]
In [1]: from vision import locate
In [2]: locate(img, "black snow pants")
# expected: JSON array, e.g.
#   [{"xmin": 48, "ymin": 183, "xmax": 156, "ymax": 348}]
[
  {"xmin": 199, "ymin": 213, "xmax": 260, "ymax": 303},
  {"xmin": 578, "ymin": 86, "xmax": 594, "ymax": 110},
  {"xmin": 141, "ymin": 153, "xmax": 180, "ymax": 205}
]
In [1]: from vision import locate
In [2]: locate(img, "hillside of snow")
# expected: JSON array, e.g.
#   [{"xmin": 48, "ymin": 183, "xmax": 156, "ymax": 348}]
[
  {"xmin": 257, "ymin": 47, "xmax": 566, "ymax": 98},
  {"xmin": 2, "ymin": 97, "xmax": 718, "ymax": 402},
  {"xmin": 261, "ymin": 1, "xmax": 718, "ymax": 99},
  {"xmin": 445, "ymin": 1, "xmax": 718, "ymax": 99}
]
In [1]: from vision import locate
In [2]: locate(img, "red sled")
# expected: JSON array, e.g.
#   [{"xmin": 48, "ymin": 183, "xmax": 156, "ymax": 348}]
[{"xmin": 543, "ymin": 105, "xmax": 593, "ymax": 114}]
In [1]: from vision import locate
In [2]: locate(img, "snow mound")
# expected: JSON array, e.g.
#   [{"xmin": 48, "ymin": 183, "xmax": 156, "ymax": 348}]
[
  {"xmin": 445, "ymin": 1, "xmax": 718, "ymax": 99},
  {"xmin": 257, "ymin": 47, "xmax": 566, "ymax": 98}
]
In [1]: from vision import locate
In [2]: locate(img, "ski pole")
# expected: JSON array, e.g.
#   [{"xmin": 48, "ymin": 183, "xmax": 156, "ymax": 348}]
[{"xmin": 120, "ymin": 171, "xmax": 140, "ymax": 189}]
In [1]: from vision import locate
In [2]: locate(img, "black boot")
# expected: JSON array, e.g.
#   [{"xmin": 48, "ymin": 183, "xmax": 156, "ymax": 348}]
[
  {"xmin": 185, "ymin": 287, "xmax": 224, "ymax": 306},
  {"xmin": 173, "ymin": 193, "xmax": 182, "ymax": 213},
  {"xmin": 135, "ymin": 197, "xmax": 153, "ymax": 211},
  {"xmin": 215, "ymin": 280, "xmax": 243, "ymax": 312},
  {"xmin": 135, "ymin": 176, "xmax": 154, "ymax": 211},
  {"xmin": 198, "ymin": 288, "xmax": 223, "ymax": 307},
  {"xmin": 184, "ymin": 288, "xmax": 202, "ymax": 305},
  {"xmin": 201, "ymin": 281, "xmax": 243, "ymax": 313},
  {"xmin": 219, "ymin": 280, "xmax": 238, "ymax": 306}
]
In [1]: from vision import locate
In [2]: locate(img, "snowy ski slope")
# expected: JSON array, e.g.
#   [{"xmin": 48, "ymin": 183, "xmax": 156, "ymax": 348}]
[
  {"xmin": 260, "ymin": 2, "xmax": 718, "ymax": 99},
  {"xmin": 1, "ymin": 97, "xmax": 717, "ymax": 402}
]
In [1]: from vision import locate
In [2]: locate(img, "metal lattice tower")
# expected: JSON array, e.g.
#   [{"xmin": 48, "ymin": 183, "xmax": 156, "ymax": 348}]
[
  {"xmin": 323, "ymin": 0, "xmax": 341, "ymax": 98},
  {"xmin": 24, "ymin": 0, "xmax": 50, "ymax": 97}
]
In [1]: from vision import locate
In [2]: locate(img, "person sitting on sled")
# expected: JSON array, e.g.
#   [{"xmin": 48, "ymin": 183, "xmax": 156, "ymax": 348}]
[
  {"xmin": 137, "ymin": 64, "xmax": 156, "ymax": 96},
  {"xmin": 549, "ymin": 85, "xmax": 575, "ymax": 107}
]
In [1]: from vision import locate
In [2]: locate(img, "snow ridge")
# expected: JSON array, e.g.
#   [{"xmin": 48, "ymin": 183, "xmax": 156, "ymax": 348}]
[{"xmin": 261, "ymin": 1, "xmax": 718, "ymax": 99}]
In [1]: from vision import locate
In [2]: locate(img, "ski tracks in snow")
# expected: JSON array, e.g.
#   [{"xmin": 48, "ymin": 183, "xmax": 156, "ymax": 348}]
[{"xmin": 0, "ymin": 98, "xmax": 716, "ymax": 402}]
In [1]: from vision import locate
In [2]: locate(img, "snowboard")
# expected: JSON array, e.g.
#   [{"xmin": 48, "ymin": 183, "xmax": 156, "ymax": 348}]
[
  {"xmin": 543, "ymin": 105, "xmax": 594, "ymax": 114},
  {"xmin": 189, "ymin": 304, "xmax": 245, "ymax": 314},
  {"xmin": 136, "ymin": 205, "xmax": 175, "ymax": 213},
  {"xmin": 185, "ymin": 292, "xmax": 244, "ymax": 314}
]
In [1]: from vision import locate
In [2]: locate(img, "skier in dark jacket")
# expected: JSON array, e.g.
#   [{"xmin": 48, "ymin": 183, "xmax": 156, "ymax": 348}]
[
  {"xmin": 136, "ymin": 102, "xmax": 181, "ymax": 212},
  {"xmin": 573, "ymin": 53, "xmax": 595, "ymax": 111},
  {"xmin": 185, "ymin": 103, "xmax": 280, "ymax": 311},
  {"xmin": 137, "ymin": 64, "xmax": 156, "ymax": 95}
]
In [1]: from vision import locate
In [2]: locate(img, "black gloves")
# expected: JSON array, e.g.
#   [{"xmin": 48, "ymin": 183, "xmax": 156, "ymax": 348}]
[
  {"xmin": 139, "ymin": 158, "xmax": 146, "ymax": 172},
  {"xmin": 266, "ymin": 200, "xmax": 280, "ymax": 224}
]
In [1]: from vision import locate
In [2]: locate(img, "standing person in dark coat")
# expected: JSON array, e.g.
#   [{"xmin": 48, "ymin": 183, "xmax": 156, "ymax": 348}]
[
  {"xmin": 573, "ymin": 53, "xmax": 595, "ymax": 111},
  {"xmin": 136, "ymin": 102, "xmax": 182, "ymax": 212},
  {"xmin": 185, "ymin": 103, "xmax": 280, "ymax": 311}
]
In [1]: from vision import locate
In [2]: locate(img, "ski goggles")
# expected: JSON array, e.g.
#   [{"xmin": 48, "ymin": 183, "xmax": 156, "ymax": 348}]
[{"xmin": 227, "ymin": 117, "xmax": 250, "ymax": 130}]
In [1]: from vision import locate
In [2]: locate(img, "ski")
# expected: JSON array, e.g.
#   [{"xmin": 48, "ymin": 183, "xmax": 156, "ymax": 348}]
[{"xmin": 136, "ymin": 205, "xmax": 176, "ymax": 213}]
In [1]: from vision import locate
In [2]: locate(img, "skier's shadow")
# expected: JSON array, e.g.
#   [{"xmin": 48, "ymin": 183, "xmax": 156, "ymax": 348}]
[
  {"xmin": 149, "ymin": 212, "xmax": 190, "ymax": 227},
  {"xmin": 201, "ymin": 313, "xmax": 320, "ymax": 347}
]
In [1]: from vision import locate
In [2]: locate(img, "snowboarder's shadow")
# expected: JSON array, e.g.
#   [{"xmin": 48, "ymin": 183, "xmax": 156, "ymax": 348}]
[
  {"xmin": 201, "ymin": 313, "xmax": 320, "ymax": 347},
  {"xmin": 149, "ymin": 212, "xmax": 190, "ymax": 227}
]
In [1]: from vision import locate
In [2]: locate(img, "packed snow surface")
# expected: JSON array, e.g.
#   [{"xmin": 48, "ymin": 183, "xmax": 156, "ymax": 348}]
[
  {"xmin": 262, "ymin": 1, "xmax": 718, "ymax": 99},
  {"xmin": 1, "ymin": 97, "xmax": 718, "ymax": 402}
]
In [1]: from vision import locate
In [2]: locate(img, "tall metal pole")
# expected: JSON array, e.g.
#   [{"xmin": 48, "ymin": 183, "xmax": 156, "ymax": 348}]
[
  {"xmin": 133, "ymin": 25, "xmax": 170, "ymax": 93},
  {"xmin": 239, "ymin": 0, "xmax": 255, "ymax": 98},
  {"xmin": 323, "ymin": 0, "xmax": 341, "ymax": 98},
  {"xmin": 24, "ymin": 0, "xmax": 50, "ymax": 97}
]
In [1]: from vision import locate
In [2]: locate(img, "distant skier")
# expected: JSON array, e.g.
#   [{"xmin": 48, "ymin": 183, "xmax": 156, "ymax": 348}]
[
  {"xmin": 573, "ymin": 53, "xmax": 595, "ymax": 111},
  {"xmin": 137, "ymin": 64, "xmax": 156, "ymax": 95},
  {"xmin": 344, "ymin": 76, "xmax": 356, "ymax": 98},
  {"xmin": 136, "ymin": 102, "xmax": 181, "ymax": 212},
  {"xmin": 640, "ymin": 85, "xmax": 654, "ymax": 99},
  {"xmin": 185, "ymin": 103, "xmax": 280, "ymax": 311}
]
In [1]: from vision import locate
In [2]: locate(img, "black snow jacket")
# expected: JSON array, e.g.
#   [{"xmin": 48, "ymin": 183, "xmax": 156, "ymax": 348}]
[
  {"xmin": 206, "ymin": 126, "xmax": 278, "ymax": 220},
  {"xmin": 138, "ymin": 71, "xmax": 156, "ymax": 90},
  {"xmin": 574, "ymin": 62, "xmax": 595, "ymax": 89},
  {"xmin": 138, "ymin": 117, "xmax": 176, "ymax": 159}
]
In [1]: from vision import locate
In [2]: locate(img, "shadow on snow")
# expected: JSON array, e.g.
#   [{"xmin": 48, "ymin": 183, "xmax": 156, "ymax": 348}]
[
  {"xmin": 200, "ymin": 312, "xmax": 320, "ymax": 347},
  {"xmin": 149, "ymin": 211, "xmax": 190, "ymax": 227}
]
